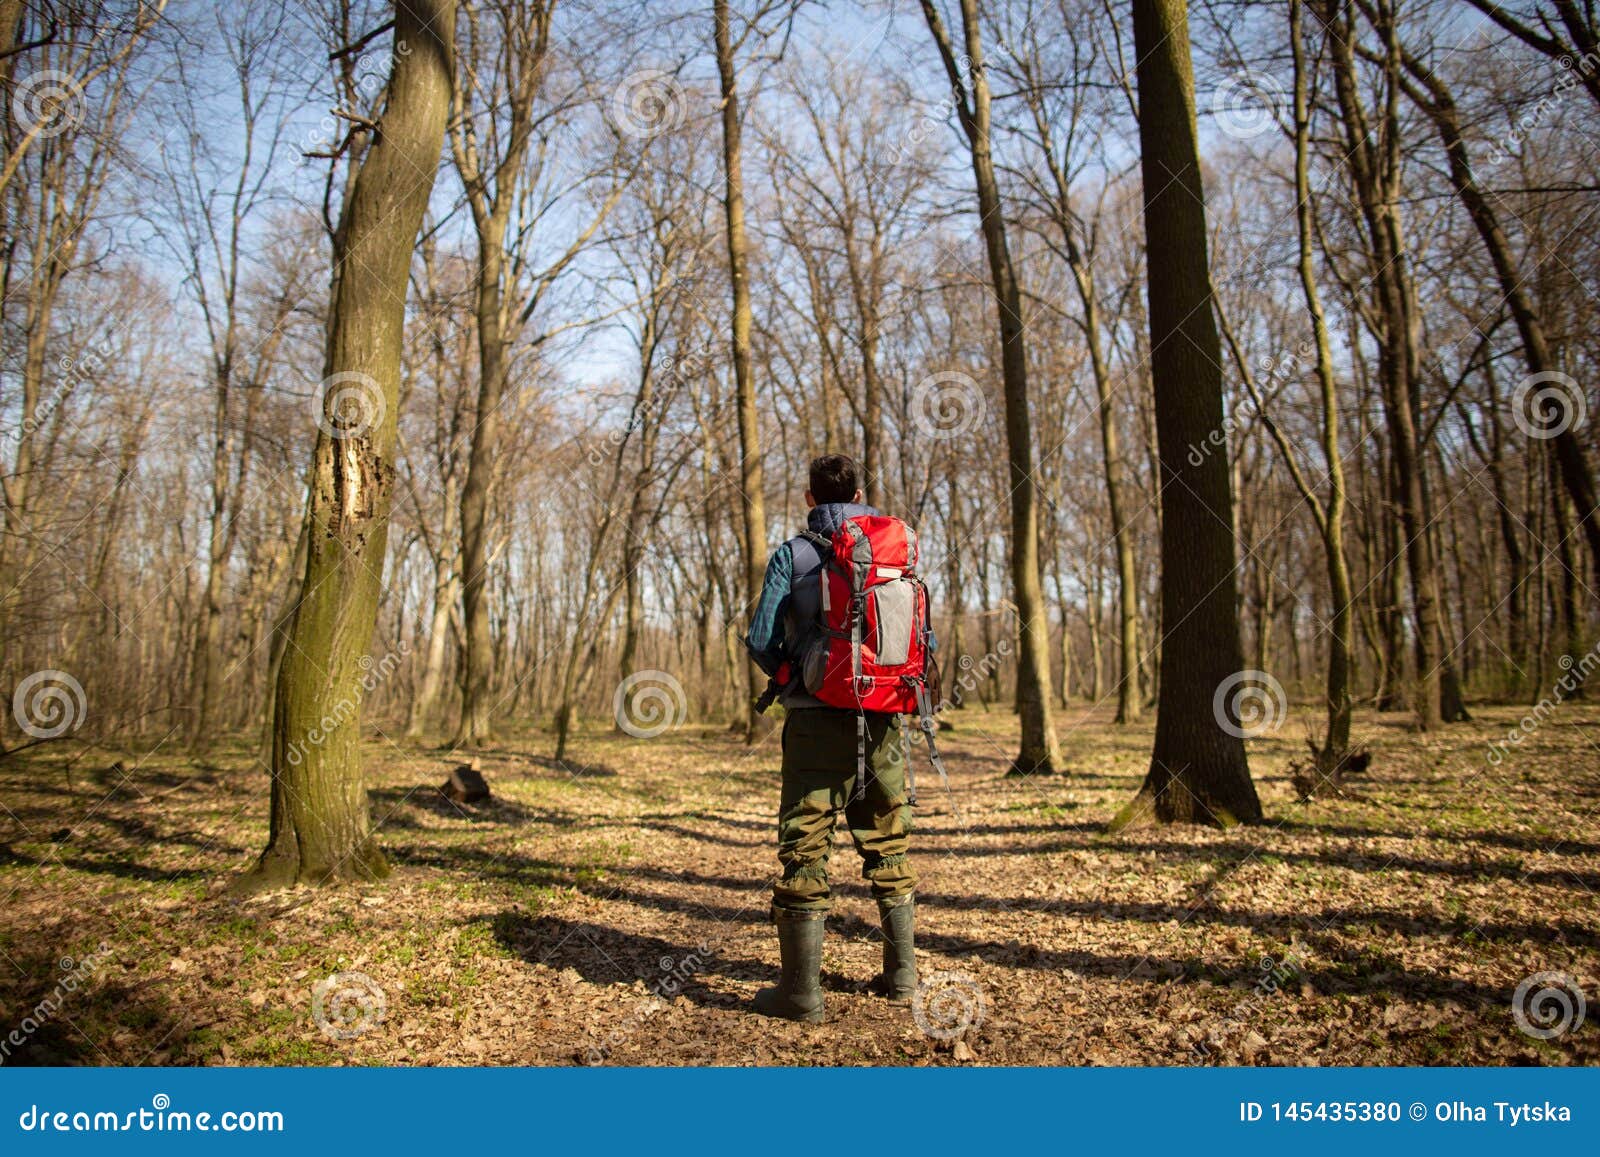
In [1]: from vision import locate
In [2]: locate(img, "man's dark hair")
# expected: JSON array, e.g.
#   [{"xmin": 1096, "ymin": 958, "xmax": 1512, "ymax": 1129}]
[{"xmin": 808, "ymin": 454, "xmax": 860, "ymax": 504}]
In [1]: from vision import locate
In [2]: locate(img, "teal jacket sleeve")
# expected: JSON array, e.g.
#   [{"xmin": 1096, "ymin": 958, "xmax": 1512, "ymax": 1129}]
[{"xmin": 744, "ymin": 541, "xmax": 793, "ymax": 677}]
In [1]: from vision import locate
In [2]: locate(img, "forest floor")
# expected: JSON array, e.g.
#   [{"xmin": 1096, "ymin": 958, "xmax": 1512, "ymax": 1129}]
[{"xmin": 1, "ymin": 701, "xmax": 1597, "ymax": 1067}]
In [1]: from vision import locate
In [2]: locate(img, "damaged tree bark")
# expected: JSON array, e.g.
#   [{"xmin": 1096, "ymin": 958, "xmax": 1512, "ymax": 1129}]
[{"xmin": 241, "ymin": 0, "xmax": 456, "ymax": 890}]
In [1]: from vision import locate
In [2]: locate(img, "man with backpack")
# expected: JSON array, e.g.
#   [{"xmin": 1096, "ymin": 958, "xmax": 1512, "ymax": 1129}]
[{"xmin": 745, "ymin": 453, "xmax": 940, "ymax": 1023}]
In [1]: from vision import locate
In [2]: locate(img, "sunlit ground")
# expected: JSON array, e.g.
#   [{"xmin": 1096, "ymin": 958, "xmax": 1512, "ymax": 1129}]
[{"xmin": 1, "ymin": 702, "xmax": 1596, "ymax": 1066}]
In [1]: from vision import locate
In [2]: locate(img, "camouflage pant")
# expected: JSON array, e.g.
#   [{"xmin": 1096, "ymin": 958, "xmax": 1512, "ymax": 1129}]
[{"xmin": 772, "ymin": 709, "xmax": 916, "ymax": 913}]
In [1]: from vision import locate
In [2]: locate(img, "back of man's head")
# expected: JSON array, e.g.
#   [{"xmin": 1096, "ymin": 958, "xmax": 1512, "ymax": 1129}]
[{"xmin": 808, "ymin": 454, "xmax": 860, "ymax": 505}]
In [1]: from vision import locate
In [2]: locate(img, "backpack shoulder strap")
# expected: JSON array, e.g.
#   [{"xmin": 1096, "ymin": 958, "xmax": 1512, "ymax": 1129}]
[{"xmin": 789, "ymin": 530, "xmax": 832, "ymax": 577}]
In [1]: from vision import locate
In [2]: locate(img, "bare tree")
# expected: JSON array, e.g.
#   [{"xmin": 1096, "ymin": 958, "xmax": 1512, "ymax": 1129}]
[
  {"xmin": 1114, "ymin": 0, "xmax": 1261, "ymax": 828},
  {"xmin": 712, "ymin": 0, "xmax": 784, "ymax": 742},
  {"xmin": 999, "ymin": 1, "xmax": 1144, "ymax": 724},
  {"xmin": 245, "ymin": 0, "xmax": 456, "ymax": 889},
  {"xmin": 919, "ymin": 0, "xmax": 1064, "ymax": 775},
  {"xmin": 158, "ymin": 0, "xmax": 300, "ymax": 750}
]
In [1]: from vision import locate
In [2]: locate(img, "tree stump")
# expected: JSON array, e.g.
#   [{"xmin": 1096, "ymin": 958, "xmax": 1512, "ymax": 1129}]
[{"xmin": 440, "ymin": 759, "xmax": 490, "ymax": 804}]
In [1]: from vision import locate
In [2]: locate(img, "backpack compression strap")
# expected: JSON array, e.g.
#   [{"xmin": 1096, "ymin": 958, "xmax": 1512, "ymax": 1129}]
[
  {"xmin": 897, "ymin": 714, "xmax": 918, "ymax": 806},
  {"xmin": 912, "ymin": 680, "xmax": 950, "ymax": 796},
  {"xmin": 852, "ymin": 711, "xmax": 868, "ymax": 803}
]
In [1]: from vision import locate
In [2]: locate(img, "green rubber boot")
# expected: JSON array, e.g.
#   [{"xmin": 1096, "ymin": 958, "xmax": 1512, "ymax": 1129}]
[
  {"xmin": 753, "ymin": 908, "xmax": 825, "ymax": 1023},
  {"xmin": 869, "ymin": 895, "xmax": 916, "ymax": 1002}
]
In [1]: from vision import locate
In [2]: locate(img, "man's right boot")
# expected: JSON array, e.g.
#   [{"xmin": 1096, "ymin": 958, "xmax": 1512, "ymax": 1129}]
[
  {"xmin": 869, "ymin": 895, "xmax": 917, "ymax": 1002},
  {"xmin": 752, "ymin": 908, "xmax": 825, "ymax": 1024}
]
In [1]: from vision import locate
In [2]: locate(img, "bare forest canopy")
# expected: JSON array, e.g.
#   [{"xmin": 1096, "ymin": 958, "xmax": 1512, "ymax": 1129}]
[{"xmin": 1, "ymin": 0, "xmax": 1597, "ymax": 861}]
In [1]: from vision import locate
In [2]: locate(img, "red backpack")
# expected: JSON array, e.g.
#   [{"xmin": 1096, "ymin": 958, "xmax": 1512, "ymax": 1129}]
[
  {"xmin": 803, "ymin": 514, "xmax": 930, "ymax": 713},
  {"xmin": 762, "ymin": 513, "xmax": 948, "ymax": 803}
]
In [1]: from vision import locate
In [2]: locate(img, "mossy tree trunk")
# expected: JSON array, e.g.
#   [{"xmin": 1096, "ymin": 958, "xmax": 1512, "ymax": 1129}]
[{"xmin": 245, "ymin": 0, "xmax": 456, "ymax": 889}]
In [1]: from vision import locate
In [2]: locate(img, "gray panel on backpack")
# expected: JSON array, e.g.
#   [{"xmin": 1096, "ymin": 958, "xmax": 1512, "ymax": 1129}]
[{"xmin": 871, "ymin": 580, "xmax": 914, "ymax": 666}]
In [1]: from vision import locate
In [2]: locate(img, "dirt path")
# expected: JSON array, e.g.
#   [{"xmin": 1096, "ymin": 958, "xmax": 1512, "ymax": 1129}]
[{"xmin": 2, "ymin": 704, "xmax": 1597, "ymax": 1066}]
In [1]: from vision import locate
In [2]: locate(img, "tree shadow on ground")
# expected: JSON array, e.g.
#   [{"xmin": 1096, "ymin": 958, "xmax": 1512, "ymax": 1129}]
[
  {"xmin": 938, "ymin": 819, "xmax": 1103, "ymax": 837},
  {"xmin": 0, "ymin": 942, "xmax": 191, "ymax": 1067},
  {"xmin": 624, "ymin": 818, "xmax": 767, "ymax": 849},
  {"xmin": 484, "ymin": 896, "xmax": 1512, "ymax": 1015},
  {"xmin": 950, "ymin": 835, "xmax": 1600, "ymax": 890},
  {"xmin": 53, "ymin": 858, "xmax": 212, "ymax": 884},
  {"xmin": 86, "ymin": 813, "xmax": 244, "ymax": 855},
  {"xmin": 483, "ymin": 911, "xmax": 861, "ymax": 1007},
  {"xmin": 368, "ymin": 786, "xmax": 556, "ymax": 829},
  {"xmin": 635, "ymin": 810, "xmax": 771, "ymax": 833},
  {"xmin": 1272, "ymin": 818, "xmax": 1600, "ymax": 857},
  {"xmin": 451, "ymin": 844, "xmax": 1528, "ymax": 1012},
  {"xmin": 385, "ymin": 841, "xmax": 585, "ymax": 888},
  {"xmin": 599, "ymin": 864, "xmax": 1600, "ymax": 949},
  {"xmin": 475, "ymin": 753, "xmax": 621, "ymax": 778}
]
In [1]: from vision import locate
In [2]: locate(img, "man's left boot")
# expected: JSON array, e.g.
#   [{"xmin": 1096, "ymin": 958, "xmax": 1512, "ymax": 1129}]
[{"xmin": 868, "ymin": 895, "xmax": 916, "ymax": 1002}]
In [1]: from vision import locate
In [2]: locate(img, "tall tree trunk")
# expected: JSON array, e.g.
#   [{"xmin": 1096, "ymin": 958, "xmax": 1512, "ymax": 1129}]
[
  {"xmin": 844, "ymin": 244, "xmax": 886, "ymax": 507},
  {"xmin": 1027, "ymin": 102, "xmax": 1141, "ymax": 724},
  {"xmin": 1324, "ymin": 0, "xmax": 1440, "ymax": 728},
  {"xmin": 919, "ymin": 0, "xmax": 1062, "ymax": 774},
  {"xmin": 1418, "ymin": 458, "xmax": 1473, "ymax": 721},
  {"xmin": 449, "ymin": 0, "xmax": 553, "ymax": 748},
  {"xmin": 1114, "ymin": 0, "xmax": 1261, "ymax": 829},
  {"xmin": 407, "ymin": 563, "xmax": 458, "ymax": 739},
  {"xmin": 1088, "ymin": 565, "xmax": 1105, "ymax": 702},
  {"xmin": 1550, "ymin": 448, "xmax": 1585, "ymax": 687},
  {"xmin": 1293, "ymin": 0, "xmax": 1355, "ymax": 755},
  {"xmin": 1052, "ymin": 559, "xmax": 1072, "ymax": 708},
  {"xmin": 1376, "ymin": 456, "xmax": 1406, "ymax": 711},
  {"xmin": 453, "ymin": 231, "xmax": 506, "ymax": 747},
  {"xmin": 713, "ymin": 0, "xmax": 771, "ymax": 743},
  {"xmin": 945, "ymin": 480, "xmax": 969, "ymax": 709},
  {"xmin": 1477, "ymin": 360, "xmax": 1528, "ymax": 691},
  {"xmin": 618, "ymin": 310, "xmax": 666, "ymax": 692},
  {"xmin": 243, "ymin": 0, "xmax": 455, "ymax": 890}
]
